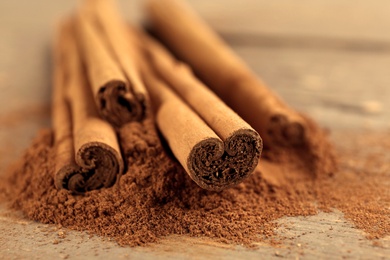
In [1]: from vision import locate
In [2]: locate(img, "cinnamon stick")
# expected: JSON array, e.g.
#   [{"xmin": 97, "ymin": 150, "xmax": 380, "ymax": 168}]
[
  {"xmin": 73, "ymin": 2, "xmax": 147, "ymax": 127},
  {"xmin": 52, "ymin": 20, "xmax": 124, "ymax": 192},
  {"xmin": 145, "ymin": 0, "xmax": 307, "ymax": 147},
  {"xmin": 83, "ymin": 0, "xmax": 148, "ymax": 104},
  {"xmin": 132, "ymin": 28, "xmax": 262, "ymax": 191}
]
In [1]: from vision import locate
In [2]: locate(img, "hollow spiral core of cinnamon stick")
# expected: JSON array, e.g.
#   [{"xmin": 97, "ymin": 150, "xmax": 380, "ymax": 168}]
[
  {"xmin": 188, "ymin": 129, "xmax": 261, "ymax": 190},
  {"xmin": 67, "ymin": 142, "xmax": 120, "ymax": 191},
  {"xmin": 97, "ymin": 81, "xmax": 144, "ymax": 127},
  {"xmin": 56, "ymin": 143, "xmax": 120, "ymax": 192}
]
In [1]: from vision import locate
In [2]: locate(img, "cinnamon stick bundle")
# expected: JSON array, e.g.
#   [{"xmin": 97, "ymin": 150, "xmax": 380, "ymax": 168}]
[
  {"xmin": 73, "ymin": 0, "xmax": 148, "ymax": 127},
  {"xmin": 52, "ymin": 21, "xmax": 124, "ymax": 193},
  {"xmin": 145, "ymin": 0, "xmax": 307, "ymax": 147},
  {"xmin": 131, "ymin": 28, "xmax": 262, "ymax": 191}
]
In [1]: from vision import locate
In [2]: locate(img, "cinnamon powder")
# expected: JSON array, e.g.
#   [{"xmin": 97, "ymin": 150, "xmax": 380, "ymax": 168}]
[{"xmin": 0, "ymin": 120, "xmax": 389, "ymax": 247}]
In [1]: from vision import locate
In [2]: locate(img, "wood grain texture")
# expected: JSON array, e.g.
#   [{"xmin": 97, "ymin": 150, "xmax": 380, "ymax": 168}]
[{"xmin": 0, "ymin": 0, "xmax": 389, "ymax": 258}]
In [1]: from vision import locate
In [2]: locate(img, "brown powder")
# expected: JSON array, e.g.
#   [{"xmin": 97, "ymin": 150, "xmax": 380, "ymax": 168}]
[
  {"xmin": 0, "ymin": 119, "xmax": 389, "ymax": 247},
  {"xmin": 316, "ymin": 131, "xmax": 390, "ymax": 239}
]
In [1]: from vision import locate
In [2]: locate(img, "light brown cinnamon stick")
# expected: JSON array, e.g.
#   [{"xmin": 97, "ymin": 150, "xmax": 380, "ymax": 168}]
[
  {"xmin": 145, "ymin": 0, "xmax": 307, "ymax": 147},
  {"xmin": 52, "ymin": 20, "xmax": 124, "ymax": 192},
  {"xmin": 83, "ymin": 0, "xmax": 148, "ymax": 106},
  {"xmin": 73, "ymin": 2, "xmax": 147, "ymax": 127},
  {"xmin": 132, "ymin": 28, "xmax": 262, "ymax": 191}
]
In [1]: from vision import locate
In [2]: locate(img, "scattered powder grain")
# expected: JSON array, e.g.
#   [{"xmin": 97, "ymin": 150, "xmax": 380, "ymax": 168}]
[{"xmin": 0, "ymin": 120, "xmax": 389, "ymax": 247}]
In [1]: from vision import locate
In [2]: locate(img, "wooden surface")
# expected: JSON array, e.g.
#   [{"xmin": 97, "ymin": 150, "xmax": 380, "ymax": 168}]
[{"xmin": 1, "ymin": 0, "xmax": 389, "ymax": 259}]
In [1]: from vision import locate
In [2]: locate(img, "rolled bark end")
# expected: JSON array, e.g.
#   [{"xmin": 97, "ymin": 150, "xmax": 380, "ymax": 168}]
[
  {"xmin": 267, "ymin": 114, "xmax": 306, "ymax": 147},
  {"xmin": 56, "ymin": 143, "xmax": 123, "ymax": 193},
  {"xmin": 282, "ymin": 121, "xmax": 306, "ymax": 146},
  {"xmin": 55, "ymin": 165, "xmax": 80, "ymax": 191},
  {"xmin": 188, "ymin": 129, "xmax": 262, "ymax": 191},
  {"xmin": 98, "ymin": 80, "xmax": 146, "ymax": 128}
]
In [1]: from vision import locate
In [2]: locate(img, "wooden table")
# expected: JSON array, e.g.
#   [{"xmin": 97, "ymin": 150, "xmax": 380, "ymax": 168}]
[{"xmin": 1, "ymin": 1, "xmax": 389, "ymax": 259}]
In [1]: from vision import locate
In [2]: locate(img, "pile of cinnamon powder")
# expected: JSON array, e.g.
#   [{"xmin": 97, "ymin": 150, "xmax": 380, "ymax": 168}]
[{"xmin": 0, "ymin": 119, "xmax": 389, "ymax": 247}]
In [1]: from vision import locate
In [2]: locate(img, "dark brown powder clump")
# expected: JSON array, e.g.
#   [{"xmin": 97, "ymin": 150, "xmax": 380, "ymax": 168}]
[{"xmin": 0, "ymin": 120, "xmax": 389, "ymax": 247}]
